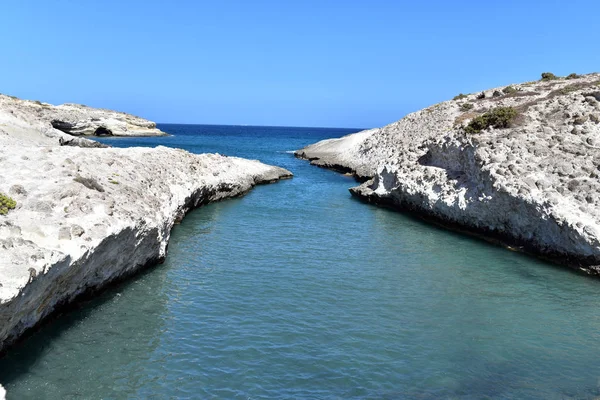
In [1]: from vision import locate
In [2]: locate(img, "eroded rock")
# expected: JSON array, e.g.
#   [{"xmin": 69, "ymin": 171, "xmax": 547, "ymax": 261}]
[
  {"xmin": 0, "ymin": 96, "xmax": 292, "ymax": 354},
  {"xmin": 296, "ymin": 72, "xmax": 600, "ymax": 272}
]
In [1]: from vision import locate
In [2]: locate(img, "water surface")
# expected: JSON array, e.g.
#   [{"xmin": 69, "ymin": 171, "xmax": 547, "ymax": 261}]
[{"xmin": 2, "ymin": 124, "xmax": 600, "ymax": 399}]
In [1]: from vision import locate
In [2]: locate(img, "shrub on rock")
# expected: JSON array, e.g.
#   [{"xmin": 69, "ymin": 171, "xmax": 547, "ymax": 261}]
[
  {"xmin": 464, "ymin": 107, "xmax": 518, "ymax": 134},
  {"xmin": 0, "ymin": 193, "xmax": 17, "ymax": 215},
  {"xmin": 453, "ymin": 93, "xmax": 468, "ymax": 100},
  {"xmin": 460, "ymin": 103, "xmax": 474, "ymax": 111},
  {"xmin": 541, "ymin": 72, "xmax": 558, "ymax": 81}
]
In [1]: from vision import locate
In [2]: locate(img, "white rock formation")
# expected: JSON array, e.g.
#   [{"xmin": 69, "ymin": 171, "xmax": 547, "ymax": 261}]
[
  {"xmin": 297, "ymin": 73, "xmax": 600, "ymax": 272},
  {"xmin": 0, "ymin": 98, "xmax": 292, "ymax": 354},
  {"xmin": 0, "ymin": 93, "xmax": 166, "ymax": 139}
]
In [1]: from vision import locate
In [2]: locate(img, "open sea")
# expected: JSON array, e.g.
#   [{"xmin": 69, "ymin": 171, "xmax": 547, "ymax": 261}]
[{"xmin": 2, "ymin": 124, "xmax": 600, "ymax": 399}]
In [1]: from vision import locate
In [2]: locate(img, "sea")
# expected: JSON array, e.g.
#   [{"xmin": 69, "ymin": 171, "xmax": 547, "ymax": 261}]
[{"xmin": 2, "ymin": 124, "xmax": 600, "ymax": 399}]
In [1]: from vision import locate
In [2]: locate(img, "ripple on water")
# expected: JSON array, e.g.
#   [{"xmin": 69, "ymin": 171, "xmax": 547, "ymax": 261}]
[{"xmin": 2, "ymin": 125, "xmax": 600, "ymax": 399}]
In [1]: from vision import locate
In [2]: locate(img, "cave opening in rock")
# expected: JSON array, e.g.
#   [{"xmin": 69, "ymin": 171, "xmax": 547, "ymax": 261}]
[{"xmin": 94, "ymin": 127, "xmax": 113, "ymax": 136}]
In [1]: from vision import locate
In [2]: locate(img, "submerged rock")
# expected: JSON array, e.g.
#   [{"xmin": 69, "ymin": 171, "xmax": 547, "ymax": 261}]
[
  {"xmin": 296, "ymin": 72, "xmax": 600, "ymax": 273},
  {"xmin": 0, "ymin": 96, "xmax": 292, "ymax": 353}
]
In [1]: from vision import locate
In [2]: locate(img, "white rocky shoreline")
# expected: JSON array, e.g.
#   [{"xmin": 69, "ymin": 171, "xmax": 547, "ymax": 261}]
[
  {"xmin": 0, "ymin": 94, "xmax": 167, "ymax": 138},
  {"xmin": 296, "ymin": 72, "xmax": 600, "ymax": 274},
  {"xmin": 0, "ymin": 94, "xmax": 292, "ymax": 364}
]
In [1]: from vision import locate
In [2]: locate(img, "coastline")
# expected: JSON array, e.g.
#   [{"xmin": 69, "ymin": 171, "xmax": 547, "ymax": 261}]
[
  {"xmin": 295, "ymin": 72, "xmax": 600, "ymax": 274},
  {"xmin": 349, "ymin": 184, "xmax": 600, "ymax": 274},
  {"xmin": 296, "ymin": 151, "xmax": 600, "ymax": 275},
  {"xmin": 0, "ymin": 145, "xmax": 292, "ymax": 355},
  {"xmin": 0, "ymin": 98, "xmax": 293, "ymax": 356},
  {"xmin": 0, "ymin": 95, "xmax": 168, "ymax": 139}
]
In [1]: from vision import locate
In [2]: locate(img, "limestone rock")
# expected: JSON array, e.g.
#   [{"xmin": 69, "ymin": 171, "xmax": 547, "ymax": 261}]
[
  {"xmin": 296, "ymin": 72, "xmax": 600, "ymax": 273},
  {"xmin": 0, "ymin": 95, "xmax": 292, "ymax": 353},
  {"xmin": 0, "ymin": 94, "xmax": 166, "ymax": 147}
]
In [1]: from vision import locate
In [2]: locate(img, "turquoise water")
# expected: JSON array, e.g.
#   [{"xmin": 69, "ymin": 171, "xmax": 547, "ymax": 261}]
[{"xmin": 2, "ymin": 124, "xmax": 600, "ymax": 399}]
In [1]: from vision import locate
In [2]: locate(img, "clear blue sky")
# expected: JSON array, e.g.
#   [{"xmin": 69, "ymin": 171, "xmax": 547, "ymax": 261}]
[{"xmin": 1, "ymin": 0, "xmax": 598, "ymax": 128}]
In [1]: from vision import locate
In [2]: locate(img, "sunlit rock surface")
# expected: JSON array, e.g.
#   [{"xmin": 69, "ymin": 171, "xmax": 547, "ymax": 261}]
[
  {"xmin": 297, "ymin": 73, "xmax": 600, "ymax": 273},
  {"xmin": 0, "ymin": 95, "xmax": 292, "ymax": 355}
]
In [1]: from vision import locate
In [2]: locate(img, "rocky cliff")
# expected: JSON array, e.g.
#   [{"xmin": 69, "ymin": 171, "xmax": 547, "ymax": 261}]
[
  {"xmin": 0, "ymin": 97, "xmax": 292, "ymax": 356},
  {"xmin": 0, "ymin": 94, "xmax": 166, "ymax": 140},
  {"xmin": 296, "ymin": 73, "xmax": 600, "ymax": 273}
]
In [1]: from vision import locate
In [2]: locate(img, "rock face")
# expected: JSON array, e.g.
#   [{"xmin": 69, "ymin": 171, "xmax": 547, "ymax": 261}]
[
  {"xmin": 0, "ymin": 94, "xmax": 166, "ymax": 140},
  {"xmin": 0, "ymin": 98, "xmax": 292, "ymax": 355},
  {"xmin": 296, "ymin": 73, "xmax": 600, "ymax": 273}
]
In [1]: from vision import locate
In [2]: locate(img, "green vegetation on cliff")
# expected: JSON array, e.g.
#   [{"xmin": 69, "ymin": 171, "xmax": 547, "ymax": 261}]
[
  {"xmin": 0, "ymin": 193, "xmax": 16, "ymax": 215},
  {"xmin": 464, "ymin": 107, "xmax": 518, "ymax": 134}
]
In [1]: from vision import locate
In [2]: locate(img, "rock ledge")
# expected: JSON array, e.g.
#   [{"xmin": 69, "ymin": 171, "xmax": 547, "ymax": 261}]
[
  {"xmin": 0, "ymin": 97, "xmax": 292, "ymax": 356},
  {"xmin": 0, "ymin": 94, "xmax": 166, "ymax": 141},
  {"xmin": 296, "ymin": 73, "xmax": 600, "ymax": 273}
]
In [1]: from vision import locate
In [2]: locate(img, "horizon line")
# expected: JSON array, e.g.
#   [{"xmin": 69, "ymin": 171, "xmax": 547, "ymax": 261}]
[{"xmin": 157, "ymin": 122, "xmax": 369, "ymax": 131}]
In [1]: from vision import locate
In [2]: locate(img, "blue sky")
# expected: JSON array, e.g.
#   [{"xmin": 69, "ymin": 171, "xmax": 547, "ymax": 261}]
[{"xmin": 1, "ymin": 0, "xmax": 599, "ymax": 128}]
